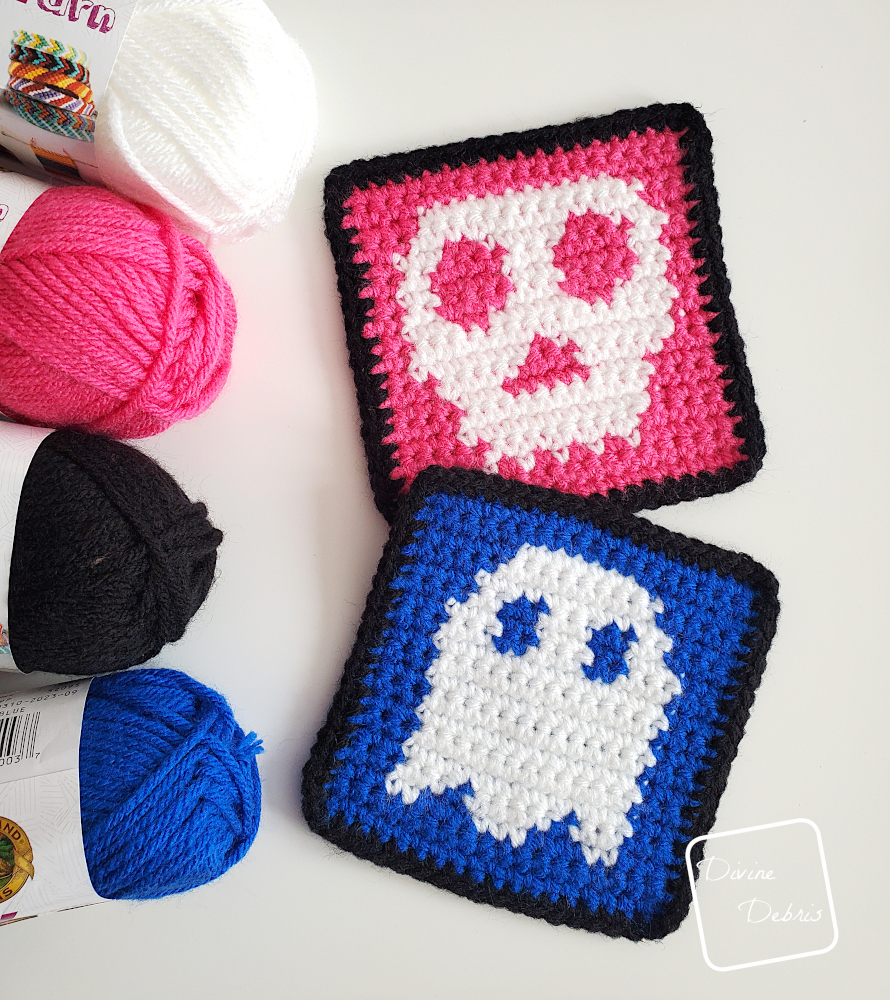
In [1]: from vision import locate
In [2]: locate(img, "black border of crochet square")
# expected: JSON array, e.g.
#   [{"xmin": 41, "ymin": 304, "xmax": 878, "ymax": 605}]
[
  {"xmin": 302, "ymin": 467, "xmax": 780, "ymax": 941},
  {"xmin": 324, "ymin": 102, "xmax": 765, "ymax": 522}
]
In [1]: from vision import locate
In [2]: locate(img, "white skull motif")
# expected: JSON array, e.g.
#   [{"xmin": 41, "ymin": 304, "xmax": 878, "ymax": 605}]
[
  {"xmin": 395, "ymin": 174, "xmax": 677, "ymax": 472},
  {"xmin": 385, "ymin": 544, "xmax": 681, "ymax": 866}
]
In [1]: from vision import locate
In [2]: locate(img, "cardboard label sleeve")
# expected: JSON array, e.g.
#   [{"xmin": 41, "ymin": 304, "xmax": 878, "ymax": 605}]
[
  {"xmin": 0, "ymin": 0, "xmax": 140, "ymax": 184},
  {"xmin": 0, "ymin": 677, "xmax": 105, "ymax": 922}
]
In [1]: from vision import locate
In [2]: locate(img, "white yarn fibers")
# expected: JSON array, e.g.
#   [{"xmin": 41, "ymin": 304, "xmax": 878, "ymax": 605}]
[{"xmin": 95, "ymin": 0, "xmax": 318, "ymax": 241}]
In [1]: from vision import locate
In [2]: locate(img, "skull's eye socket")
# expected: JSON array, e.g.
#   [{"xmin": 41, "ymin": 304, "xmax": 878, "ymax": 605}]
[
  {"xmin": 583, "ymin": 622, "xmax": 638, "ymax": 683},
  {"xmin": 553, "ymin": 211, "xmax": 638, "ymax": 307},
  {"xmin": 492, "ymin": 595, "xmax": 550, "ymax": 655},
  {"xmin": 430, "ymin": 236, "xmax": 513, "ymax": 333}
]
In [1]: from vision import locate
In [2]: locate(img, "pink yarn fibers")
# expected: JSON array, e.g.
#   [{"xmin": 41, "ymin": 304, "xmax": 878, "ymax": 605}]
[{"xmin": 0, "ymin": 185, "xmax": 236, "ymax": 438}]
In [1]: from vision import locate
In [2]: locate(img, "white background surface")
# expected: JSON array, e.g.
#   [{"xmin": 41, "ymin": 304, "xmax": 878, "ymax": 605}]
[{"xmin": 2, "ymin": 0, "xmax": 888, "ymax": 995}]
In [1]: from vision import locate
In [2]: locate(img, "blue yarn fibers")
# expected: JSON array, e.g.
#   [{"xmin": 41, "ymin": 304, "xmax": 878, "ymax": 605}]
[{"xmin": 79, "ymin": 669, "xmax": 263, "ymax": 900}]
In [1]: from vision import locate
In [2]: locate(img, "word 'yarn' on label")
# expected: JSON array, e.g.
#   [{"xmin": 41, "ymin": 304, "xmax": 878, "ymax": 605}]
[
  {"xmin": 302, "ymin": 468, "xmax": 779, "ymax": 940},
  {"xmin": 324, "ymin": 103, "xmax": 765, "ymax": 519}
]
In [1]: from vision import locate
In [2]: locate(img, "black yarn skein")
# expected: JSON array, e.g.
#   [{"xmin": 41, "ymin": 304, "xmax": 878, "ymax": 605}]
[{"xmin": 8, "ymin": 430, "xmax": 222, "ymax": 675}]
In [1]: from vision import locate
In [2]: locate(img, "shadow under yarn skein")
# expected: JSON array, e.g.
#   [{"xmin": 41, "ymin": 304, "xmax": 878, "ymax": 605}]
[{"xmin": 8, "ymin": 430, "xmax": 222, "ymax": 675}]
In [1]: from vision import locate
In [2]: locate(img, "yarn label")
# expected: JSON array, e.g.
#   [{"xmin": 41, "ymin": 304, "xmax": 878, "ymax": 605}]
[
  {"xmin": 0, "ymin": 0, "xmax": 140, "ymax": 185},
  {"xmin": 0, "ymin": 165, "xmax": 47, "ymax": 248},
  {"xmin": 0, "ymin": 677, "xmax": 105, "ymax": 922},
  {"xmin": 0, "ymin": 421, "xmax": 53, "ymax": 670}
]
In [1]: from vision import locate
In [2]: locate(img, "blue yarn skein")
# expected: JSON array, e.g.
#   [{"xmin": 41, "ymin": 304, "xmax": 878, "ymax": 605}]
[{"xmin": 79, "ymin": 669, "xmax": 262, "ymax": 900}]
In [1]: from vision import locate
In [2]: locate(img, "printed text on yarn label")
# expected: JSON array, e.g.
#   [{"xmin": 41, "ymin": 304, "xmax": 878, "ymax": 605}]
[
  {"xmin": 0, "ymin": 678, "xmax": 105, "ymax": 921},
  {"xmin": 0, "ymin": 0, "xmax": 140, "ymax": 183},
  {"xmin": 12, "ymin": 2, "xmax": 116, "ymax": 36},
  {"xmin": 0, "ymin": 421, "xmax": 53, "ymax": 669}
]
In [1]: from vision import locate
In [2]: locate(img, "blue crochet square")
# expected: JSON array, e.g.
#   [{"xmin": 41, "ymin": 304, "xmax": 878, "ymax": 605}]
[{"xmin": 303, "ymin": 469, "xmax": 779, "ymax": 940}]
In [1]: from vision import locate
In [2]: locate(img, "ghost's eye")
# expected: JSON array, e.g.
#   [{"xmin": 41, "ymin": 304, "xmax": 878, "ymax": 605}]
[
  {"xmin": 492, "ymin": 595, "xmax": 550, "ymax": 655},
  {"xmin": 583, "ymin": 623, "xmax": 638, "ymax": 683},
  {"xmin": 430, "ymin": 236, "xmax": 513, "ymax": 333},
  {"xmin": 553, "ymin": 210, "xmax": 638, "ymax": 306}
]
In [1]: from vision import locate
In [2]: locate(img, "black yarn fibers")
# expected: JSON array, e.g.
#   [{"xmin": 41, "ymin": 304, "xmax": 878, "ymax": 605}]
[{"xmin": 8, "ymin": 430, "xmax": 222, "ymax": 675}]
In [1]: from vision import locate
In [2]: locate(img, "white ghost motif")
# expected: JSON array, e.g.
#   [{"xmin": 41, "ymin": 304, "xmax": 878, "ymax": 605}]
[
  {"xmin": 385, "ymin": 544, "xmax": 681, "ymax": 866},
  {"xmin": 394, "ymin": 174, "xmax": 677, "ymax": 472}
]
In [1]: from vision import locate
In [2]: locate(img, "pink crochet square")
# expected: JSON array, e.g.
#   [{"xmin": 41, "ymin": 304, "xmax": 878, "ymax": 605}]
[{"xmin": 325, "ymin": 104, "xmax": 764, "ymax": 517}]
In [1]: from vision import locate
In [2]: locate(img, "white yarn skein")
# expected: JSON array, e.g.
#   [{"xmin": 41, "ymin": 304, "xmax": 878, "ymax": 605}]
[{"xmin": 95, "ymin": 0, "xmax": 318, "ymax": 241}]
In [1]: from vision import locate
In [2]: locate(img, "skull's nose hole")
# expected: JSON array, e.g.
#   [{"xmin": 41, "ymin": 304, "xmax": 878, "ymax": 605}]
[
  {"xmin": 501, "ymin": 334, "xmax": 591, "ymax": 397},
  {"xmin": 430, "ymin": 236, "xmax": 513, "ymax": 333}
]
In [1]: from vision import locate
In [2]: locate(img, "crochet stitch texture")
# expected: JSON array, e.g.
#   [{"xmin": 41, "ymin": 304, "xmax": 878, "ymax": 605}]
[
  {"xmin": 324, "ymin": 103, "xmax": 764, "ymax": 519},
  {"xmin": 303, "ymin": 468, "xmax": 779, "ymax": 939}
]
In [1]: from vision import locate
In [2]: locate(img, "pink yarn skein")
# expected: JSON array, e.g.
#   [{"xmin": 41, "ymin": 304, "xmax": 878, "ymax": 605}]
[{"xmin": 0, "ymin": 186, "xmax": 236, "ymax": 438}]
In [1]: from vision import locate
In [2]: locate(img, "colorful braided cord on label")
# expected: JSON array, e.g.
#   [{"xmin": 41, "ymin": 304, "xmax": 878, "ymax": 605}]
[
  {"xmin": 7, "ymin": 64, "xmax": 93, "ymax": 101},
  {"xmin": 6, "ymin": 31, "xmax": 95, "ymax": 139},
  {"xmin": 10, "ymin": 45, "xmax": 91, "ymax": 82},
  {"xmin": 10, "ymin": 30, "xmax": 88, "ymax": 67},
  {"xmin": 5, "ymin": 89, "xmax": 95, "ymax": 139},
  {"xmin": 8, "ymin": 59, "xmax": 91, "ymax": 89},
  {"xmin": 8, "ymin": 78, "xmax": 95, "ymax": 116}
]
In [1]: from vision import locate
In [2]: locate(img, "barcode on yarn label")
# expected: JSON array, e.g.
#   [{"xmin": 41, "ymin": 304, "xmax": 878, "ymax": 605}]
[
  {"xmin": 0, "ymin": 680, "xmax": 86, "ymax": 781},
  {"xmin": 0, "ymin": 710, "xmax": 39, "ymax": 764},
  {"xmin": 0, "ymin": 677, "xmax": 104, "ymax": 922}
]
